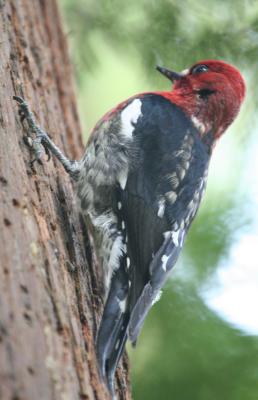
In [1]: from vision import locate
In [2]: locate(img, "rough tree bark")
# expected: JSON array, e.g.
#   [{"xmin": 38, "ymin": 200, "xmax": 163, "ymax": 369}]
[{"xmin": 0, "ymin": 1, "xmax": 131, "ymax": 399}]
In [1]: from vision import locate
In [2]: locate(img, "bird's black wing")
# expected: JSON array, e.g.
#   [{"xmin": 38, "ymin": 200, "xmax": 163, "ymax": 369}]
[{"xmin": 120, "ymin": 94, "xmax": 211, "ymax": 343}]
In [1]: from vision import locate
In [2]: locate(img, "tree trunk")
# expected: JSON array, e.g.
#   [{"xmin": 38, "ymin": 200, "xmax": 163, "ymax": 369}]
[{"xmin": 0, "ymin": 1, "xmax": 130, "ymax": 399}]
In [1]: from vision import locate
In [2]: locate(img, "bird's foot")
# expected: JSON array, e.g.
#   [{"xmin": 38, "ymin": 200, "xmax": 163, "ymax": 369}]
[{"xmin": 13, "ymin": 96, "xmax": 51, "ymax": 165}]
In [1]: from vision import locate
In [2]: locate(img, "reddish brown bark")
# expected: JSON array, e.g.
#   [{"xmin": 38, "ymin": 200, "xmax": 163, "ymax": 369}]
[{"xmin": 0, "ymin": 1, "xmax": 130, "ymax": 399}]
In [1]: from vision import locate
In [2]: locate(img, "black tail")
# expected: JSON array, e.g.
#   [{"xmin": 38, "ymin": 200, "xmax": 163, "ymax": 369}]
[{"xmin": 96, "ymin": 264, "xmax": 129, "ymax": 395}]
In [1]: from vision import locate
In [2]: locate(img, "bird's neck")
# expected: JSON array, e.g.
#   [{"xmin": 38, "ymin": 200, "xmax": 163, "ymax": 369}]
[{"xmin": 158, "ymin": 90, "xmax": 227, "ymax": 144}]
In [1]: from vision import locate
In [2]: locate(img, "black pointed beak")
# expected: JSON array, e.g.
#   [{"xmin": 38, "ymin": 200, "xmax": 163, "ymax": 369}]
[{"xmin": 156, "ymin": 66, "xmax": 184, "ymax": 82}]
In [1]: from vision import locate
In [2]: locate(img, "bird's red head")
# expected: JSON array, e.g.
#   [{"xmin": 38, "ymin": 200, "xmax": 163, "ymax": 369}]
[{"xmin": 157, "ymin": 60, "xmax": 246, "ymax": 141}]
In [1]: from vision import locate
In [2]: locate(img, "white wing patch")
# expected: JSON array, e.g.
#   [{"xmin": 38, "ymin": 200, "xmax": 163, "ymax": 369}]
[
  {"xmin": 117, "ymin": 99, "xmax": 142, "ymax": 190},
  {"xmin": 120, "ymin": 98, "xmax": 142, "ymax": 138}
]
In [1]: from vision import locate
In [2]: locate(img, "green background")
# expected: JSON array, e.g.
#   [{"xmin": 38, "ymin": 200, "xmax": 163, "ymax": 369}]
[{"xmin": 60, "ymin": 1, "xmax": 258, "ymax": 399}]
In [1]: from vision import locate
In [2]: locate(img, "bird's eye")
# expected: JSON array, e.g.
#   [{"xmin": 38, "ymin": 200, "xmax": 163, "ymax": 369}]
[{"xmin": 191, "ymin": 65, "xmax": 209, "ymax": 74}]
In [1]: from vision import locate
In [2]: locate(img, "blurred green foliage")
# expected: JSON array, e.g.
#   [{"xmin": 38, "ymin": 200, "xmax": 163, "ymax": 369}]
[
  {"xmin": 60, "ymin": 1, "xmax": 258, "ymax": 399},
  {"xmin": 62, "ymin": 0, "xmax": 258, "ymax": 76}
]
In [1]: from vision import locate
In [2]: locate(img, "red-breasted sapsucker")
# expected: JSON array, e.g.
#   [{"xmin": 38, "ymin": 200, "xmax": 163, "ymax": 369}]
[{"xmin": 14, "ymin": 59, "xmax": 246, "ymax": 396}]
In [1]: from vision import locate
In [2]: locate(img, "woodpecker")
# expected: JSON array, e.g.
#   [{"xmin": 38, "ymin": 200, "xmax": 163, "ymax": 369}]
[{"xmin": 14, "ymin": 59, "xmax": 245, "ymax": 396}]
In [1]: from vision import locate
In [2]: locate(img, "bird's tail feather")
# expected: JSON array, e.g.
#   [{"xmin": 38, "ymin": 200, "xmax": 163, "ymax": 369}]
[{"xmin": 96, "ymin": 265, "xmax": 129, "ymax": 394}]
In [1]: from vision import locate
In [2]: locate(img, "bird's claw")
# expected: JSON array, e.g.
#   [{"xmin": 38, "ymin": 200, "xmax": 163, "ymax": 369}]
[
  {"xmin": 13, "ymin": 95, "xmax": 30, "ymax": 121},
  {"xmin": 30, "ymin": 135, "xmax": 47, "ymax": 164},
  {"xmin": 13, "ymin": 95, "xmax": 51, "ymax": 163},
  {"xmin": 43, "ymin": 142, "xmax": 51, "ymax": 161}
]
